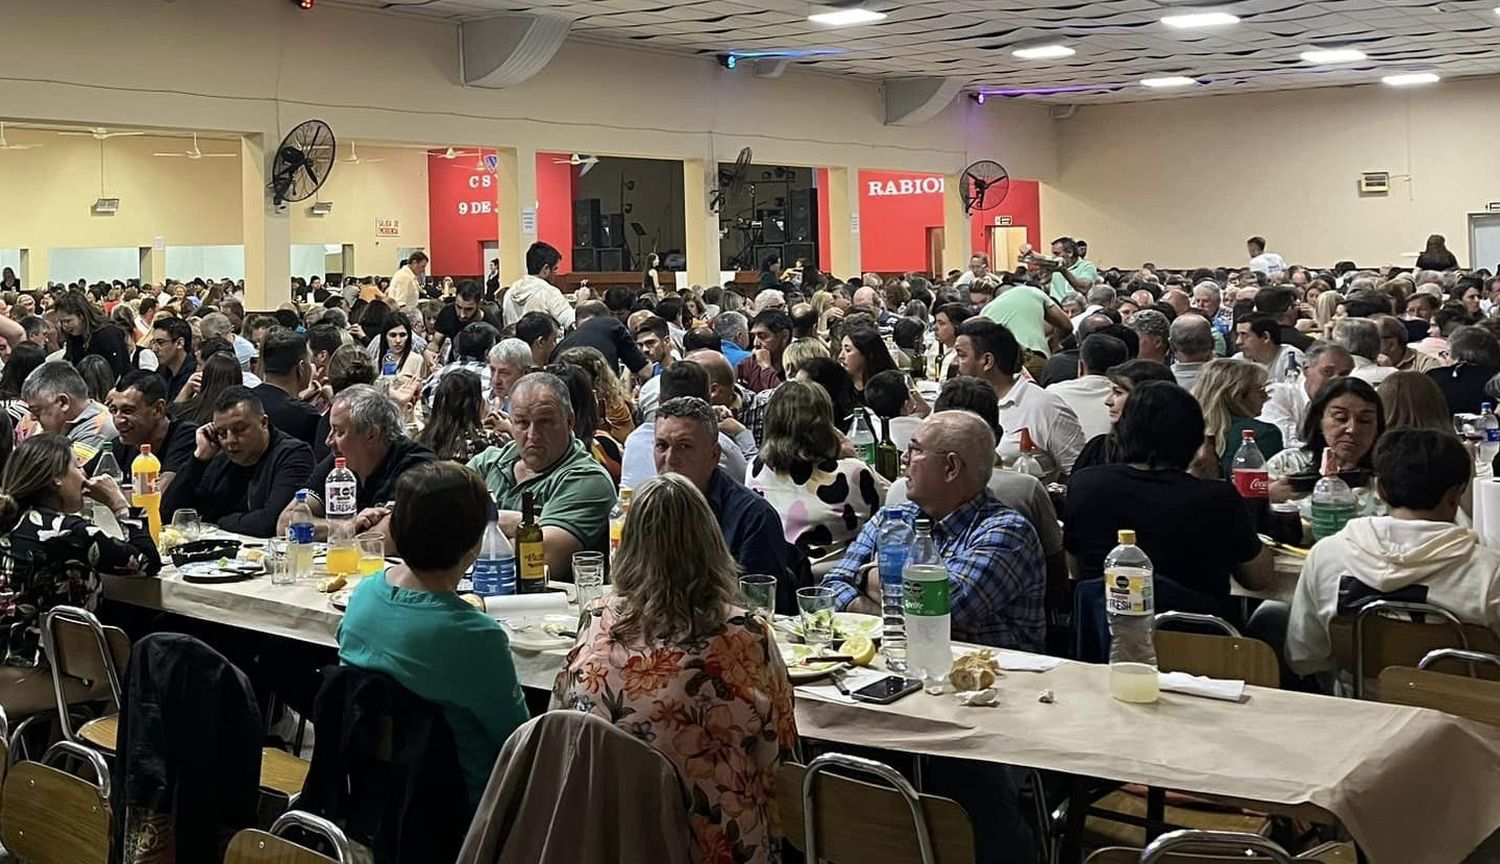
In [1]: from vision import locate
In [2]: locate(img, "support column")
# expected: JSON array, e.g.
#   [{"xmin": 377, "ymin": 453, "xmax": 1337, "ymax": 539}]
[
  {"xmin": 241, "ymin": 134, "xmax": 291, "ymax": 308},
  {"xmin": 824, "ymin": 167, "xmax": 853, "ymax": 279},
  {"xmin": 139, "ymin": 246, "xmax": 165, "ymax": 284},
  {"xmin": 19, "ymin": 249, "xmax": 41, "ymax": 290},
  {"xmin": 495, "ymin": 147, "xmax": 523, "ymax": 286},
  {"xmin": 941, "ymin": 172, "xmax": 969, "ymax": 277},
  {"xmin": 845, "ymin": 168, "xmax": 864, "ymax": 277},
  {"xmin": 683, "ymin": 159, "xmax": 719, "ymax": 289}
]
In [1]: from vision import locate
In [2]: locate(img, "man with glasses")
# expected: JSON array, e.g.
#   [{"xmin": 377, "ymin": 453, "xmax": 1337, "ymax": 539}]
[{"xmin": 151, "ymin": 317, "xmax": 196, "ymax": 403}]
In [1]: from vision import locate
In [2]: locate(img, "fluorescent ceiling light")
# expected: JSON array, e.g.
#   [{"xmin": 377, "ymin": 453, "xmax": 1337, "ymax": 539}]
[
  {"xmin": 1383, "ymin": 71, "xmax": 1441, "ymax": 86},
  {"xmin": 807, "ymin": 6, "xmax": 886, "ymax": 25},
  {"xmin": 1301, "ymin": 48, "xmax": 1367, "ymax": 64},
  {"xmin": 1141, "ymin": 75, "xmax": 1197, "ymax": 88},
  {"xmin": 1012, "ymin": 44, "xmax": 1076, "ymax": 60},
  {"xmin": 1161, "ymin": 11, "xmax": 1240, "ymax": 28}
]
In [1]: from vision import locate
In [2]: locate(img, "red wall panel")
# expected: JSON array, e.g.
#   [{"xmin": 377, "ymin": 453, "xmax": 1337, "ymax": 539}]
[
  {"xmin": 535, "ymin": 153, "xmax": 577, "ymax": 275},
  {"xmin": 968, "ymin": 179, "xmax": 1042, "ymax": 263},
  {"xmin": 427, "ymin": 150, "xmax": 499, "ymax": 275},
  {"xmin": 815, "ymin": 167, "xmax": 833, "ymax": 274},
  {"xmin": 857, "ymin": 170, "xmax": 1042, "ymax": 274}
]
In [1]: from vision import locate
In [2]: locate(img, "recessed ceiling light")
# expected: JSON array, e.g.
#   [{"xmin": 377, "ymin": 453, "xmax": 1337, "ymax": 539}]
[
  {"xmin": 1161, "ymin": 11, "xmax": 1240, "ymax": 28},
  {"xmin": 807, "ymin": 6, "xmax": 887, "ymax": 26},
  {"xmin": 1141, "ymin": 75, "xmax": 1198, "ymax": 88},
  {"xmin": 1300, "ymin": 48, "xmax": 1367, "ymax": 64},
  {"xmin": 1012, "ymin": 44, "xmax": 1076, "ymax": 60},
  {"xmin": 1383, "ymin": 71, "xmax": 1441, "ymax": 86}
]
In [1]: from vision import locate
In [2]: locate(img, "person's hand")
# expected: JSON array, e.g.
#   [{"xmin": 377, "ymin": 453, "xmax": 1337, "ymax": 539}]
[
  {"xmin": 389, "ymin": 375, "xmax": 419, "ymax": 409},
  {"xmin": 836, "ymin": 430, "xmax": 857, "ymax": 459},
  {"xmin": 754, "ymin": 347, "xmax": 773, "ymax": 370},
  {"xmin": 825, "ymin": 306, "xmax": 846, "ymax": 322},
  {"xmin": 82, "ymin": 474, "xmax": 129, "ymax": 512},
  {"xmin": 194, "ymin": 422, "xmax": 220, "ymax": 461},
  {"xmin": 904, "ymin": 383, "xmax": 931, "ymax": 418},
  {"xmin": 179, "ymin": 370, "xmax": 203, "ymax": 401},
  {"xmin": 350, "ymin": 323, "xmax": 366, "ymax": 341},
  {"xmin": 712, "ymin": 404, "xmax": 746, "ymax": 436},
  {"xmin": 1268, "ymin": 476, "xmax": 1298, "ymax": 504},
  {"xmin": 353, "ymin": 506, "xmax": 390, "ymax": 533},
  {"xmin": 485, "ymin": 408, "xmax": 511, "ymax": 436}
]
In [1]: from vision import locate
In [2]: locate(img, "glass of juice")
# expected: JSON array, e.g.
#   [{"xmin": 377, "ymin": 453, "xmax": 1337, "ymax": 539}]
[
  {"xmin": 356, "ymin": 532, "xmax": 386, "ymax": 580},
  {"xmin": 326, "ymin": 529, "xmax": 359, "ymax": 578}
]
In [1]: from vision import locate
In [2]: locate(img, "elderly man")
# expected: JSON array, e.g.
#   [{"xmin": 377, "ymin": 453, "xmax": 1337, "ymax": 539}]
[
  {"xmin": 1129, "ymin": 309, "xmax": 1172, "ymax": 365},
  {"xmin": 1334, "ymin": 318, "xmax": 1393, "ymax": 387},
  {"xmin": 826, "ymin": 410, "xmax": 1044, "ymax": 652},
  {"xmin": 955, "ymin": 319, "xmax": 1083, "ymax": 481},
  {"xmin": 852, "ymin": 285, "xmax": 897, "ymax": 327},
  {"xmin": 621, "ymin": 363, "xmax": 749, "ymax": 491},
  {"xmin": 166, "ymin": 386, "xmax": 314, "ymax": 537},
  {"xmin": 652, "ymin": 396, "xmax": 787, "ymax": 579},
  {"xmin": 1259, "ymin": 342, "xmax": 1354, "ymax": 449},
  {"xmin": 1191, "ymin": 280, "xmax": 1232, "ymax": 339},
  {"xmin": 487, "ymin": 338, "xmax": 531, "ymax": 413},
  {"xmin": 278, "ymin": 385, "xmax": 435, "ymax": 540},
  {"xmin": 467, "ymin": 372, "xmax": 614, "ymax": 579},
  {"xmin": 1428, "ymin": 327, "xmax": 1500, "ymax": 414},
  {"xmin": 1169, "ymin": 313, "xmax": 1217, "ymax": 392},
  {"xmin": 1371, "ymin": 314, "xmax": 1441, "ymax": 374},
  {"xmin": 738, "ymin": 308, "xmax": 792, "ymax": 393},
  {"xmin": 713, "ymin": 311, "xmax": 752, "ymax": 367},
  {"xmin": 954, "ymin": 253, "xmax": 990, "ymax": 288},
  {"xmin": 21, "ymin": 360, "xmax": 118, "ymax": 465},
  {"xmin": 200, "ymin": 311, "xmax": 256, "ymax": 378},
  {"xmin": 684, "ymin": 349, "xmax": 759, "ymax": 462},
  {"xmin": 106, "ymin": 369, "xmax": 198, "ymax": 489}
]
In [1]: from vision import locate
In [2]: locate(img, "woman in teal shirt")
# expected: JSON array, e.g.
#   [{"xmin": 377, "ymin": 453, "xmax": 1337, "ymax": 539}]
[
  {"xmin": 337, "ymin": 461, "xmax": 528, "ymax": 803},
  {"xmin": 1194, "ymin": 358, "xmax": 1283, "ymax": 478}
]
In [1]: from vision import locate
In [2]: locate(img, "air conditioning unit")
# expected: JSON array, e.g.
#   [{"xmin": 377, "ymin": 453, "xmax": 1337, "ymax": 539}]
[
  {"xmin": 91, "ymin": 197, "xmax": 120, "ymax": 214},
  {"xmin": 1359, "ymin": 172, "xmax": 1391, "ymax": 195},
  {"xmin": 308, "ymin": 201, "xmax": 333, "ymax": 216}
]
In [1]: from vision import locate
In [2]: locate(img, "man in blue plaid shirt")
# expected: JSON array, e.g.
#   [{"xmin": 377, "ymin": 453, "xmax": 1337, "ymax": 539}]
[{"xmin": 822, "ymin": 411, "xmax": 1046, "ymax": 653}]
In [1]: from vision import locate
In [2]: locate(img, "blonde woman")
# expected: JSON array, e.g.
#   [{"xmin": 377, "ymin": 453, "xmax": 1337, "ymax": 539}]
[
  {"xmin": 781, "ymin": 337, "xmax": 829, "ymax": 377},
  {"xmin": 553, "ymin": 473, "xmax": 797, "ymax": 864},
  {"xmin": 748, "ymin": 379, "xmax": 887, "ymax": 563},
  {"xmin": 1313, "ymin": 290, "xmax": 1345, "ymax": 333},
  {"xmin": 1379, "ymin": 370, "xmax": 1453, "ymax": 432},
  {"xmin": 1193, "ymin": 358, "xmax": 1282, "ymax": 478},
  {"xmin": 557, "ymin": 345, "xmax": 637, "ymax": 443},
  {"xmin": 809, "ymin": 289, "xmax": 845, "ymax": 335}
]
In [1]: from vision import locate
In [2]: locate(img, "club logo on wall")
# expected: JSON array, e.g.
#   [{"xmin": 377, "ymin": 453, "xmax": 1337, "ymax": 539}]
[{"xmin": 484, "ymin": 153, "xmax": 498, "ymax": 173}]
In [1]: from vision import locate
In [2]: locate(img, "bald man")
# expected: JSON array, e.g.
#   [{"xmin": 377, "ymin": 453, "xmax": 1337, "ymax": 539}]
[
  {"xmin": 684, "ymin": 349, "xmax": 758, "ymax": 461},
  {"xmin": 823, "ymin": 411, "xmax": 1046, "ymax": 653}
]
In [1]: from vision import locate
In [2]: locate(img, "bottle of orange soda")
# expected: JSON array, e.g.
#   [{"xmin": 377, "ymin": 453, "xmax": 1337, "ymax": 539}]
[{"xmin": 131, "ymin": 444, "xmax": 162, "ymax": 544}]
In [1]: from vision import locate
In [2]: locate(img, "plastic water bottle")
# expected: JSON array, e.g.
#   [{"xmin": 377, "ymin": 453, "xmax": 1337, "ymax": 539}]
[
  {"xmin": 1310, "ymin": 449, "xmax": 1358, "ymax": 541},
  {"xmin": 1479, "ymin": 402, "xmax": 1500, "ymax": 466},
  {"xmin": 876, "ymin": 510, "xmax": 913, "ymax": 672},
  {"xmin": 471, "ymin": 501, "xmax": 516, "ymax": 597},
  {"xmin": 286, "ymin": 490, "xmax": 316, "ymax": 581},
  {"xmin": 1104, "ymin": 529, "xmax": 1159, "ymax": 704},
  {"xmin": 902, "ymin": 516, "xmax": 951, "ymax": 692},
  {"xmin": 850, "ymin": 411, "xmax": 877, "ymax": 466},
  {"xmin": 325, "ymin": 457, "xmax": 358, "ymax": 523},
  {"xmin": 1010, "ymin": 427, "xmax": 1046, "ymax": 479}
]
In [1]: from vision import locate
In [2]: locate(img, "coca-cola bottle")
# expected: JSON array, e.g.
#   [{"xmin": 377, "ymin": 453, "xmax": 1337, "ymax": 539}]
[{"xmin": 1231, "ymin": 428, "xmax": 1271, "ymax": 534}]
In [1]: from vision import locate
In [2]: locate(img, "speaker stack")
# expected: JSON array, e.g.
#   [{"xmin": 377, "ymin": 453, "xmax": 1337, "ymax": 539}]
[{"xmin": 573, "ymin": 198, "xmax": 633, "ymax": 272}]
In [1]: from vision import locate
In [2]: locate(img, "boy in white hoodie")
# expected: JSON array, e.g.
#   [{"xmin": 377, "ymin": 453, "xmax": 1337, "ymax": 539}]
[
  {"xmin": 1286, "ymin": 427, "xmax": 1500, "ymax": 678},
  {"xmin": 502, "ymin": 242, "xmax": 575, "ymax": 332}
]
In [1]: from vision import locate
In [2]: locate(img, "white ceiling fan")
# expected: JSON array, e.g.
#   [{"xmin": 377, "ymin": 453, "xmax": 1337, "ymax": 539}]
[
  {"xmin": 57, "ymin": 126, "xmax": 145, "ymax": 140},
  {"xmin": 0, "ymin": 124, "xmax": 40, "ymax": 151},
  {"xmin": 153, "ymin": 133, "xmax": 235, "ymax": 160},
  {"xmin": 342, "ymin": 142, "xmax": 385, "ymax": 165},
  {"xmin": 554, "ymin": 153, "xmax": 601, "ymax": 177},
  {"xmin": 434, "ymin": 146, "xmax": 481, "ymax": 160}
]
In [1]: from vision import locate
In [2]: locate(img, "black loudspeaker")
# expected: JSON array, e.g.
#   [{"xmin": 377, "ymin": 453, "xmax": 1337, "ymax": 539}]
[
  {"xmin": 753, "ymin": 244, "xmax": 784, "ymax": 271},
  {"xmin": 760, "ymin": 210, "xmax": 786, "ymax": 243},
  {"xmin": 573, "ymin": 247, "xmax": 598, "ymax": 272},
  {"xmin": 573, "ymin": 199, "xmax": 602, "ymax": 247},
  {"xmin": 597, "ymin": 248, "xmax": 624, "ymax": 271},
  {"xmin": 599, "ymin": 213, "xmax": 626, "ymax": 248},
  {"xmin": 784, "ymin": 243, "xmax": 816, "ymax": 268},
  {"xmin": 788, "ymin": 188, "xmax": 817, "ymax": 243}
]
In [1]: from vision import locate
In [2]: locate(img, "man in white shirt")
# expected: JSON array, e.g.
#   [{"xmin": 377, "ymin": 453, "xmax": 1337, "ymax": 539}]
[
  {"xmin": 1333, "ymin": 318, "xmax": 1394, "ymax": 387},
  {"xmin": 502, "ymin": 242, "xmax": 575, "ymax": 331},
  {"xmin": 955, "ymin": 317, "xmax": 1083, "ymax": 481},
  {"xmin": 1047, "ymin": 333, "xmax": 1126, "ymax": 440},
  {"xmin": 1286, "ymin": 429, "xmax": 1500, "ymax": 680},
  {"xmin": 953, "ymin": 253, "xmax": 989, "ymax": 289},
  {"xmin": 1235, "ymin": 313, "xmax": 1303, "ymax": 384},
  {"xmin": 1258, "ymin": 342, "xmax": 1353, "ymax": 449},
  {"xmin": 1169, "ymin": 314, "xmax": 1215, "ymax": 393},
  {"xmin": 387, "ymin": 250, "xmax": 427, "ymax": 312},
  {"xmin": 1246, "ymin": 235, "xmax": 1287, "ymax": 280}
]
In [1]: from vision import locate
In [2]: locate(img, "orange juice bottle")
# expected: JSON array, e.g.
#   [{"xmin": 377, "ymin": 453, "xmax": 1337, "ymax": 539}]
[{"xmin": 131, "ymin": 444, "xmax": 162, "ymax": 544}]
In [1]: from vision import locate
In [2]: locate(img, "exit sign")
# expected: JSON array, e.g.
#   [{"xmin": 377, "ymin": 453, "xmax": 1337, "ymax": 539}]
[{"xmin": 994, "ymin": 215, "xmax": 1013, "ymax": 226}]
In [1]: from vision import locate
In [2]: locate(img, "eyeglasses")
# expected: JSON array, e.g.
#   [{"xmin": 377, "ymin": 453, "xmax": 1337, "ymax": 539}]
[{"xmin": 906, "ymin": 441, "xmax": 956, "ymax": 460}]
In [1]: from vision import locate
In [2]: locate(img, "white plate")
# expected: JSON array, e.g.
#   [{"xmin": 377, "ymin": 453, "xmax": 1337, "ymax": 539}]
[
  {"xmin": 780, "ymin": 643, "xmax": 845, "ymax": 682},
  {"xmin": 329, "ymin": 588, "xmax": 353, "ymax": 611},
  {"xmin": 502, "ymin": 614, "xmax": 579, "ymax": 652},
  {"xmin": 775, "ymin": 612, "xmax": 882, "ymax": 642}
]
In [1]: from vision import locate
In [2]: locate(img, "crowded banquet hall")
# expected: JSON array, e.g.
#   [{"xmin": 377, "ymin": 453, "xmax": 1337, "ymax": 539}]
[{"xmin": 6, "ymin": 0, "xmax": 1500, "ymax": 862}]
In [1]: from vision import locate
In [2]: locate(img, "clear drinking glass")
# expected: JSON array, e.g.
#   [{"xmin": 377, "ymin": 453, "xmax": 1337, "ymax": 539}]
[
  {"xmin": 739, "ymin": 574, "xmax": 777, "ymax": 619},
  {"xmin": 796, "ymin": 586, "xmax": 836, "ymax": 651},
  {"xmin": 171, "ymin": 509, "xmax": 202, "ymax": 542},
  {"xmin": 267, "ymin": 538, "xmax": 293, "ymax": 587},
  {"xmin": 356, "ymin": 532, "xmax": 385, "ymax": 580},
  {"xmin": 572, "ymin": 551, "xmax": 605, "ymax": 609}
]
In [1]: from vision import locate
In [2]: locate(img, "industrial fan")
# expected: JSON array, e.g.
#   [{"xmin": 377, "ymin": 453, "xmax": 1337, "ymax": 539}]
[
  {"xmin": 554, "ymin": 153, "xmax": 601, "ymax": 176},
  {"xmin": 269, "ymin": 119, "xmax": 335, "ymax": 207},
  {"xmin": 959, "ymin": 159, "xmax": 1010, "ymax": 216},
  {"xmin": 710, "ymin": 146, "xmax": 753, "ymax": 213}
]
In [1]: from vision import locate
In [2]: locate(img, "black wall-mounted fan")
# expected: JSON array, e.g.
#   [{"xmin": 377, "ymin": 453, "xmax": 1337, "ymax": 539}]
[
  {"xmin": 959, "ymin": 159, "xmax": 1010, "ymax": 216},
  {"xmin": 710, "ymin": 146, "xmax": 753, "ymax": 213},
  {"xmin": 269, "ymin": 119, "xmax": 335, "ymax": 206}
]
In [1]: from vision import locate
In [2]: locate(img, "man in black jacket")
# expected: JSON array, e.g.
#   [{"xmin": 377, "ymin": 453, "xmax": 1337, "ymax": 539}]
[{"xmin": 165, "ymin": 386, "xmax": 314, "ymax": 538}]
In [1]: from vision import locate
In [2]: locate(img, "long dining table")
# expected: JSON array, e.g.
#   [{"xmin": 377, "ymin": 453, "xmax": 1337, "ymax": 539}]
[{"xmin": 102, "ymin": 541, "xmax": 1500, "ymax": 864}]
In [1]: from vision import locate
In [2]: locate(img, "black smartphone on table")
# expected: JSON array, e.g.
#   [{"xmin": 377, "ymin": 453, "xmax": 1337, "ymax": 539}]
[{"xmin": 851, "ymin": 675, "xmax": 922, "ymax": 705}]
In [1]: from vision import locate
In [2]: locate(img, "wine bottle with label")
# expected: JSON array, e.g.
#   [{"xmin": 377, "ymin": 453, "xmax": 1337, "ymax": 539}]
[
  {"xmin": 875, "ymin": 416, "xmax": 901, "ymax": 481},
  {"xmin": 516, "ymin": 491, "xmax": 547, "ymax": 594}
]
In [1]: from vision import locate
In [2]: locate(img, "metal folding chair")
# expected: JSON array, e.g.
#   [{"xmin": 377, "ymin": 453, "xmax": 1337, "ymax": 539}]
[
  {"xmin": 1142, "ymin": 829, "xmax": 1299, "ymax": 863},
  {"xmin": 38, "ymin": 605, "xmax": 127, "ymax": 751},
  {"xmin": 1347, "ymin": 599, "xmax": 1488, "ymax": 698},
  {"xmin": 1, "ymin": 740, "xmax": 113, "ymax": 863},
  {"xmin": 225, "ymin": 809, "xmax": 352, "ymax": 864}
]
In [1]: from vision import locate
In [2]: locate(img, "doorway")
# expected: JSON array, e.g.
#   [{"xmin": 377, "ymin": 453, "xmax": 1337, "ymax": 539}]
[
  {"xmin": 925, "ymin": 227, "xmax": 945, "ymax": 278},
  {"xmin": 987, "ymin": 226, "xmax": 1031, "ymax": 272},
  {"xmin": 1468, "ymin": 213, "xmax": 1500, "ymax": 273}
]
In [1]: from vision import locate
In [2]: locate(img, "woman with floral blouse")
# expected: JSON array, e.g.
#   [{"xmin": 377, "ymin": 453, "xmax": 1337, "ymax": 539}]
[
  {"xmin": 553, "ymin": 472, "xmax": 797, "ymax": 864},
  {"xmin": 0, "ymin": 434, "xmax": 160, "ymax": 666}
]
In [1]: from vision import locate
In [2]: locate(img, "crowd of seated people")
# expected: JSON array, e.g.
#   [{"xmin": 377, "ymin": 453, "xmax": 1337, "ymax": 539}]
[{"xmin": 3, "ymin": 231, "xmax": 1500, "ymax": 861}]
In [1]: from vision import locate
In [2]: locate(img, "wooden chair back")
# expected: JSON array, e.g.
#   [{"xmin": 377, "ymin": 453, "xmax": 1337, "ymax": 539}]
[
  {"xmin": 778, "ymin": 756, "xmax": 975, "ymax": 864},
  {"xmin": 1379, "ymin": 665, "xmax": 1500, "ymax": 728},
  {"xmin": 40, "ymin": 606, "xmax": 130, "ymax": 742},
  {"xmin": 1153, "ymin": 612, "xmax": 1280, "ymax": 689},
  {"xmin": 0, "ymin": 741, "xmax": 111, "ymax": 864},
  {"xmin": 1330, "ymin": 601, "xmax": 1500, "ymax": 696},
  {"xmin": 225, "ymin": 832, "xmax": 342, "ymax": 864}
]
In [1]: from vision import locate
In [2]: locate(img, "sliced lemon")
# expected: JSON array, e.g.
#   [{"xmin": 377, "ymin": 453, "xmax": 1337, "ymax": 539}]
[{"xmin": 840, "ymin": 634, "xmax": 876, "ymax": 666}]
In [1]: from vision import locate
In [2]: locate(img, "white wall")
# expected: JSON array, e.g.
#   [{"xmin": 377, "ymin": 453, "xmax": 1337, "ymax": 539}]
[
  {"xmin": 166, "ymin": 245, "xmax": 245, "ymax": 281},
  {"xmin": 49, "ymin": 247, "xmax": 139, "ymax": 284}
]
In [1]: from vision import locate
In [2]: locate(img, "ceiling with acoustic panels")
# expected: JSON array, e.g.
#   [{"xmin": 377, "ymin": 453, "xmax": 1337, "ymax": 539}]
[{"xmin": 327, "ymin": 0, "xmax": 1500, "ymax": 103}]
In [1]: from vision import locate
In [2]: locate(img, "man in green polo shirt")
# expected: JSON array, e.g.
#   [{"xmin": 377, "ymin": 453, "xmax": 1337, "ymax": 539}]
[
  {"xmin": 467, "ymin": 371, "xmax": 614, "ymax": 580},
  {"xmin": 1043, "ymin": 236, "xmax": 1097, "ymax": 301}
]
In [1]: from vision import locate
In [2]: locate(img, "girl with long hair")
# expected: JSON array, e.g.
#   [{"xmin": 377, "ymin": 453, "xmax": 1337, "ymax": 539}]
[
  {"xmin": 419, "ymin": 370, "xmax": 503, "ymax": 462},
  {"xmin": 56, "ymin": 290, "xmax": 130, "ymax": 377},
  {"xmin": 171, "ymin": 352, "xmax": 243, "ymax": 424},
  {"xmin": 839, "ymin": 326, "xmax": 896, "ymax": 400}
]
